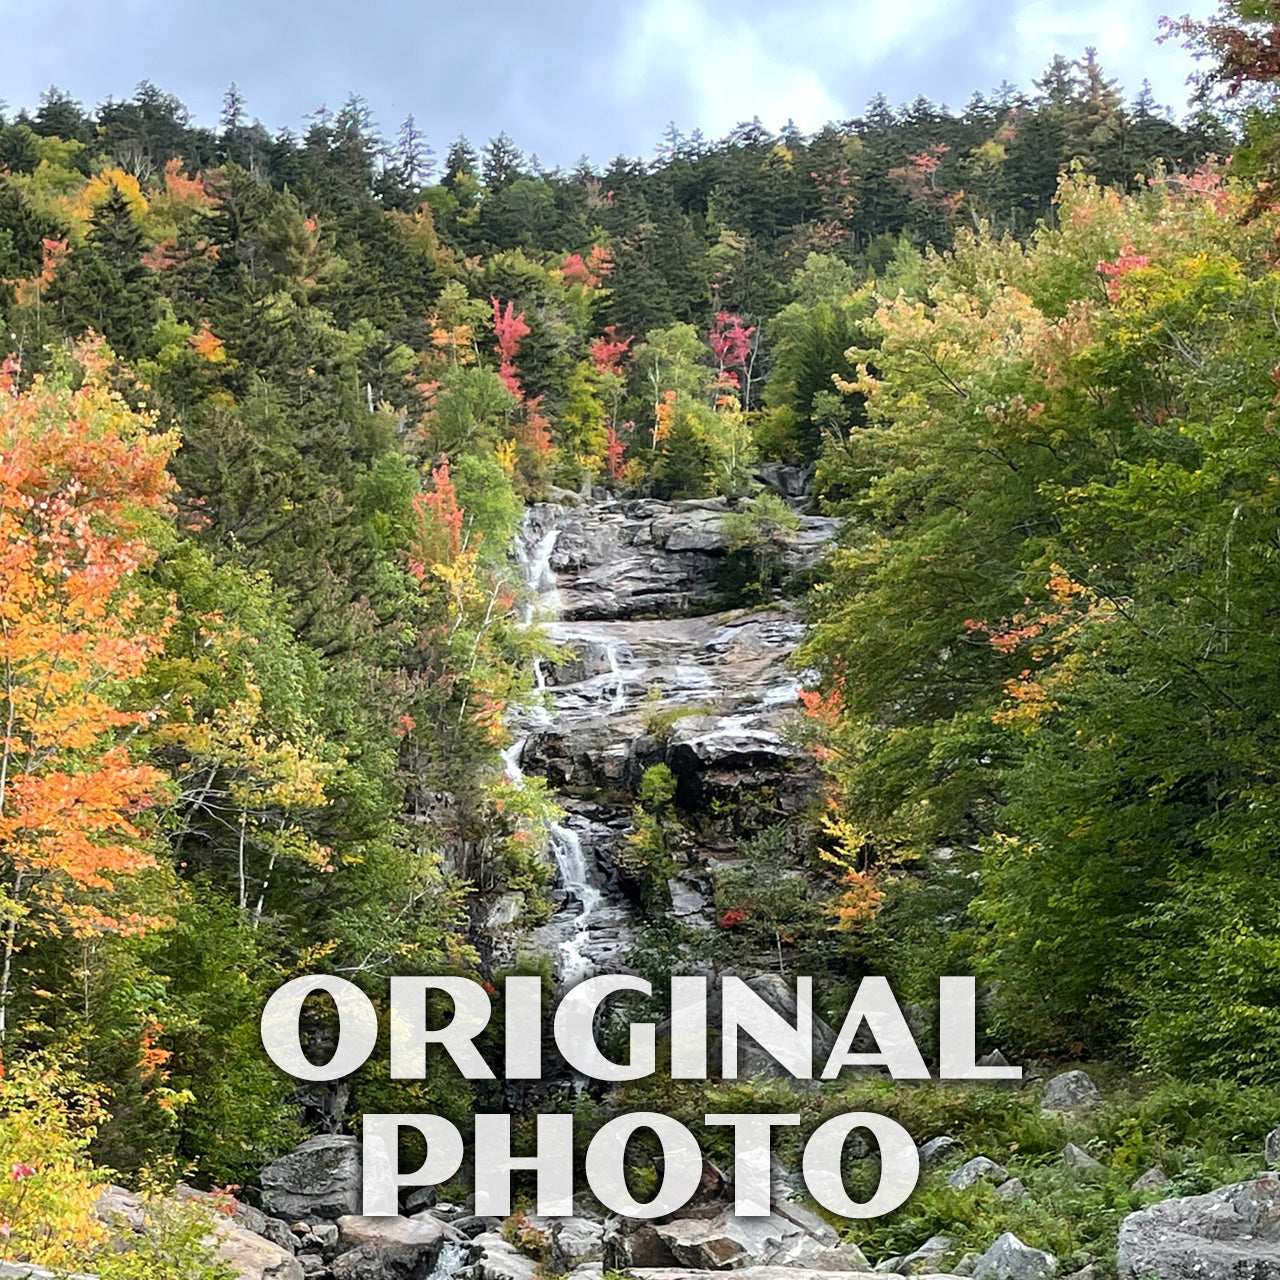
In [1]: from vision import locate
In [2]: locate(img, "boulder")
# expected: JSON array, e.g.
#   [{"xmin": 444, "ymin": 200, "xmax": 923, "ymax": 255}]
[
  {"xmin": 214, "ymin": 1221, "xmax": 306, "ymax": 1280},
  {"xmin": 175, "ymin": 1186, "xmax": 297, "ymax": 1253},
  {"xmin": 310, "ymin": 1223, "xmax": 339, "ymax": 1249},
  {"xmin": 971, "ymin": 1232, "xmax": 1057, "ymax": 1280},
  {"xmin": 1130, "ymin": 1167, "xmax": 1168, "ymax": 1192},
  {"xmin": 653, "ymin": 1207, "xmax": 868, "ymax": 1271},
  {"xmin": 330, "ymin": 1244, "xmax": 393, "ymax": 1280},
  {"xmin": 336, "ymin": 1214, "xmax": 450, "ymax": 1272},
  {"xmin": 920, "ymin": 1136, "xmax": 962, "ymax": 1167},
  {"xmin": 95, "ymin": 1185, "xmax": 147, "ymax": 1232},
  {"xmin": 947, "ymin": 1157, "xmax": 1010, "ymax": 1190},
  {"xmin": 94, "ymin": 1185, "xmax": 301, "ymax": 1279},
  {"xmin": 261, "ymin": 1135, "xmax": 362, "ymax": 1221},
  {"xmin": 995, "ymin": 1179, "xmax": 1027, "ymax": 1201},
  {"xmin": 603, "ymin": 1216, "xmax": 681, "ymax": 1269},
  {"xmin": 897, "ymin": 1235, "xmax": 955, "ymax": 1273},
  {"xmin": 467, "ymin": 1233, "xmax": 540, "ymax": 1280},
  {"xmin": 1061, "ymin": 1144, "xmax": 1104, "ymax": 1177},
  {"xmin": 707, "ymin": 972, "xmax": 839, "ymax": 1083},
  {"xmin": 452, "ymin": 1215, "xmax": 504, "ymax": 1239},
  {"xmin": 551, "ymin": 1216, "xmax": 605, "ymax": 1269},
  {"xmin": 1116, "ymin": 1176, "xmax": 1280, "ymax": 1280},
  {"xmin": 1040, "ymin": 1071, "xmax": 1101, "ymax": 1113}
]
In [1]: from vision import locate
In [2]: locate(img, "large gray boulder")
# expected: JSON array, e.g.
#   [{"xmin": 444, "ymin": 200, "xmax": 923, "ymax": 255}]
[
  {"xmin": 174, "ymin": 1184, "xmax": 297, "ymax": 1253},
  {"xmin": 1117, "ymin": 1177, "xmax": 1280, "ymax": 1279},
  {"xmin": 261, "ymin": 1135, "xmax": 362, "ymax": 1221},
  {"xmin": 900, "ymin": 1236, "xmax": 956, "ymax": 1274},
  {"xmin": 971, "ymin": 1232, "xmax": 1057, "ymax": 1280},
  {"xmin": 336, "ymin": 1214, "xmax": 449, "ymax": 1271},
  {"xmin": 707, "ymin": 973, "xmax": 839, "ymax": 1084},
  {"xmin": 550, "ymin": 1216, "xmax": 605, "ymax": 1269},
  {"xmin": 1040, "ymin": 1071, "xmax": 1101, "ymax": 1113}
]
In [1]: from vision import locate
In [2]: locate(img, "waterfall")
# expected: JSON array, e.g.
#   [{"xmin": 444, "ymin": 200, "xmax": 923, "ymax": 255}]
[
  {"xmin": 515, "ymin": 518, "xmax": 562, "ymax": 623},
  {"xmin": 605, "ymin": 642, "xmax": 627, "ymax": 712},
  {"xmin": 500, "ymin": 737, "xmax": 526, "ymax": 787},
  {"xmin": 510, "ymin": 509, "xmax": 607, "ymax": 985},
  {"xmin": 549, "ymin": 822, "xmax": 601, "ymax": 985}
]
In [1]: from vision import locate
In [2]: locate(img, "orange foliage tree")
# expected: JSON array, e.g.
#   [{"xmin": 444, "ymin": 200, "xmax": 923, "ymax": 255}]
[{"xmin": 0, "ymin": 356, "xmax": 177, "ymax": 1041}]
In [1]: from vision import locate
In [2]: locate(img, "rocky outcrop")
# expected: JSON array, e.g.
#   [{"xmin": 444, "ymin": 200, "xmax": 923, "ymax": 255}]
[
  {"xmin": 1116, "ymin": 1176, "xmax": 1280, "ymax": 1280},
  {"xmin": 260, "ymin": 1136, "xmax": 362, "ymax": 1221},
  {"xmin": 97, "ymin": 1184, "xmax": 302, "ymax": 1280},
  {"xmin": 506, "ymin": 499, "xmax": 834, "ymax": 982},
  {"xmin": 527, "ymin": 499, "xmax": 838, "ymax": 622}
]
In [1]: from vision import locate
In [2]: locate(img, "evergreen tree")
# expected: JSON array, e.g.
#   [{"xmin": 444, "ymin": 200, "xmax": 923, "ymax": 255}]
[{"xmin": 48, "ymin": 184, "xmax": 158, "ymax": 358}]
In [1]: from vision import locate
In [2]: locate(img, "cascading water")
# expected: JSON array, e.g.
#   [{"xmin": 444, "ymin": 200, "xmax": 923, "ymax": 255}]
[
  {"xmin": 424, "ymin": 1240, "xmax": 468, "ymax": 1280},
  {"xmin": 510, "ymin": 511, "xmax": 608, "ymax": 984},
  {"xmin": 515, "ymin": 521, "xmax": 562, "ymax": 623},
  {"xmin": 548, "ymin": 823, "xmax": 601, "ymax": 984},
  {"xmin": 604, "ymin": 642, "xmax": 627, "ymax": 712}
]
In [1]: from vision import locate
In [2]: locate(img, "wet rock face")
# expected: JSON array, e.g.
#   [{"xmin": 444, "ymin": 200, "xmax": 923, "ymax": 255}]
[
  {"xmin": 527, "ymin": 498, "xmax": 838, "ymax": 622},
  {"xmin": 1117, "ymin": 1176, "xmax": 1280, "ymax": 1280},
  {"xmin": 501, "ymin": 498, "xmax": 837, "ymax": 986},
  {"xmin": 521, "ymin": 609, "xmax": 814, "ymax": 799}
]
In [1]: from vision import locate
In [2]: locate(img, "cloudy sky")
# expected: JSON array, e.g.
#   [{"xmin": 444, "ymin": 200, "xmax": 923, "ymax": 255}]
[{"xmin": 1, "ymin": 0, "xmax": 1212, "ymax": 168}]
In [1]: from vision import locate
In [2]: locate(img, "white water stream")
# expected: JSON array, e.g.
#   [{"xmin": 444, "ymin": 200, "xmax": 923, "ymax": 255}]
[{"xmin": 508, "ymin": 512, "xmax": 606, "ymax": 985}]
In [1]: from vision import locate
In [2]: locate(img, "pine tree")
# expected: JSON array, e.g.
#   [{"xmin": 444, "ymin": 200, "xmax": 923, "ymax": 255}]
[
  {"xmin": 482, "ymin": 132, "xmax": 525, "ymax": 191},
  {"xmin": 443, "ymin": 135, "xmax": 479, "ymax": 192},
  {"xmin": 49, "ymin": 184, "xmax": 159, "ymax": 358}
]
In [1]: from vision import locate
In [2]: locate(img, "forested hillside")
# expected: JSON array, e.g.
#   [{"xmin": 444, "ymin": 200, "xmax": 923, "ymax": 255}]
[{"xmin": 4, "ymin": 4, "xmax": 1280, "ymax": 1274}]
